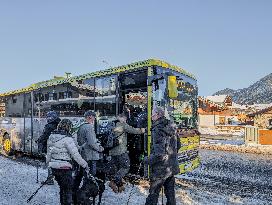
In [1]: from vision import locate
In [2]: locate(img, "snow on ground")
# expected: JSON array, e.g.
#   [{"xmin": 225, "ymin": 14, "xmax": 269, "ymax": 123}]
[
  {"xmin": 200, "ymin": 143, "xmax": 272, "ymax": 155},
  {"xmin": 178, "ymin": 150, "xmax": 272, "ymax": 205},
  {"xmin": 199, "ymin": 127, "xmax": 244, "ymax": 137},
  {"xmin": 1, "ymin": 150, "xmax": 272, "ymax": 205},
  {"xmin": 0, "ymin": 156, "xmax": 180, "ymax": 205},
  {"xmin": 200, "ymin": 134, "xmax": 245, "ymax": 146}
]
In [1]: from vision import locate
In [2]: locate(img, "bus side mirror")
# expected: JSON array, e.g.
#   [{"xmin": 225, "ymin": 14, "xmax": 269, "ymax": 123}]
[{"xmin": 168, "ymin": 76, "xmax": 178, "ymax": 98}]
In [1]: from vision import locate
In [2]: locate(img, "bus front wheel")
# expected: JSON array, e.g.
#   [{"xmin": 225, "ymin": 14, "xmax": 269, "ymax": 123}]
[{"xmin": 2, "ymin": 134, "xmax": 12, "ymax": 156}]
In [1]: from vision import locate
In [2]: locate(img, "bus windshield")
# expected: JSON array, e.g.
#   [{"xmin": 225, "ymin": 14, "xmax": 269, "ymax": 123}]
[
  {"xmin": 169, "ymin": 72, "xmax": 198, "ymax": 128},
  {"xmin": 153, "ymin": 68, "xmax": 198, "ymax": 129}
]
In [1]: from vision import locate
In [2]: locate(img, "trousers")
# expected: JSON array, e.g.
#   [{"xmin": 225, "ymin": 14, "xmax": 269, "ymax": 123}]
[
  {"xmin": 145, "ymin": 175, "xmax": 176, "ymax": 205},
  {"xmin": 52, "ymin": 168, "xmax": 73, "ymax": 205}
]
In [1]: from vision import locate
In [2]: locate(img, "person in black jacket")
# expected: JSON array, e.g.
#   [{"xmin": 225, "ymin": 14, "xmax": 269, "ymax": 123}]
[
  {"xmin": 37, "ymin": 111, "xmax": 61, "ymax": 185},
  {"xmin": 145, "ymin": 106, "xmax": 180, "ymax": 205}
]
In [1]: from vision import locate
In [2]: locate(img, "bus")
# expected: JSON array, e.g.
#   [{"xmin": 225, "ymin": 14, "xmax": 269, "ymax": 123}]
[{"xmin": 0, "ymin": 59, "xmax": 199, "ymax": 176}]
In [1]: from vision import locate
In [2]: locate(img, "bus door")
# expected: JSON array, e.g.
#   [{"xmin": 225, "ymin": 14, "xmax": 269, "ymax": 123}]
[
  {"xmin": 21, "ymin": 92, "xmax": 34, "ymax": 154},
  {"xmin": 118, "ymin": 70, "xmax": 148, "ymax": 175}
]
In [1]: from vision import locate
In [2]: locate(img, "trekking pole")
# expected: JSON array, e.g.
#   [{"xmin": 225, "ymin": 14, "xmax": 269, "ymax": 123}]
[
  {"xmin": 36, "ymin": 160, "xmax": 39, "ymax": 183},
  {"xmin": 27, "ymin": 175, "xmax": 54, "ymax": 203},
  {"xmin": 161, "ymin": 187, "xmax": 164, "ymax": 205},
  {"xmin": 126, "ymin": 161, "xmax": 143, "ymax": 205}
]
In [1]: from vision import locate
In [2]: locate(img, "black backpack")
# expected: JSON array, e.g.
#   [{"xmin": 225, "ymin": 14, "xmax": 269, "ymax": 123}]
[{"xmin": 101, "ymin": 120, "xmax": 123, "ymax": 149}]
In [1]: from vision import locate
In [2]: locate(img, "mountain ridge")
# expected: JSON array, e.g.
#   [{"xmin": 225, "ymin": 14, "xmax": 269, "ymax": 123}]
[{"xmin": 213, "ymin": 73, "xmax": 272, "ymax": 104}]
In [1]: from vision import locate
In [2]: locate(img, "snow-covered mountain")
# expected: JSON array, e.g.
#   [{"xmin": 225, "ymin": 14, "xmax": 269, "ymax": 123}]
[{"xmin": 213, "ymin": 73, "xmax": 272, "ymax": 104}]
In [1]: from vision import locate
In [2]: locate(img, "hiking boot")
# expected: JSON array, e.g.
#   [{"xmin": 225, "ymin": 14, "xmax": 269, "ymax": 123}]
[
  {"xmin": 46, "ymin": 179, "xmax": 54, "ymax": 185},
  {"xmin": 41, "ymin": 178, "xmax": 54, "ymax": 185},
  {"xmin": 109, "ymin": 180, "xmax": 118, "ymax": 193}
]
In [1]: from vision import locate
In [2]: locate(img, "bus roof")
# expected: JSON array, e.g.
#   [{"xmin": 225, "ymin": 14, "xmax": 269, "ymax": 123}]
[{"xmin": 0, "ymin": 59, "xmax": 196, "ymax": 97}]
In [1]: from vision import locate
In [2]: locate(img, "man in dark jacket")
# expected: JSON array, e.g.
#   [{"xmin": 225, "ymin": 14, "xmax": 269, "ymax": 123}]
[
  {"xmin": 145, "ymin": 106, "xmax": 180, "ymax": 205},
  {"xmin": 38, "ymin": 111, "xmax": 61, "ymax": 185},
  {"xmin": 38, "ymin": 111, "xmax": 61, "ymax": 154}
]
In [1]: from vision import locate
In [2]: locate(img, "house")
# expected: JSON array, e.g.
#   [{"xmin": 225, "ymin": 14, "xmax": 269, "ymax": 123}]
[
  {"xmin": 245, "ymin": 106, "xmax": 272, "ymax": 145},
  {"xmin": 198, "ymin": 96, "xmax": 232, "ymax": 127},
  {"xmin": 205, "ymin": 95, "xmax": 233, "ymax": 107},
  {"xmin": 247, "ymin": 106, "xmax": 272, "ymax": 129}
]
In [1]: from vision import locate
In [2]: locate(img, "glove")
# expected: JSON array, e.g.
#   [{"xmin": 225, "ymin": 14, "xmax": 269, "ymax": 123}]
[
  {"xmin": 162, "ymin": 155, "xmax": 169, "ymax": 161},
  {"xmin": 98, "ymin": 146, "xmax": 104, "ymax": 152}
]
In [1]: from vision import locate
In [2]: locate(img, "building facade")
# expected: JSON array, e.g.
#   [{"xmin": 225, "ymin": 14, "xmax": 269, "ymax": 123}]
[{"xmin": 248, "ymin": 106, "xmax": 272, "ymax": 129}]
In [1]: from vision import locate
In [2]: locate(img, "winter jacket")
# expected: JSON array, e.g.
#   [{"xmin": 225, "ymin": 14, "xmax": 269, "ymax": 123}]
[
  {"xmin": 148, "ymin": 117, "xmax": 180, "ymax": 180},
  {"xmin": 109, "ymin": 121, "xmax": 142, "ymax": 156},
  {"xmin": 38, "ymin": 118, "xmax": 61, "ymax": 153},
  {"xmin": 77, "ymin": 123, "xmax": 103, "ymax": 161},
  {"xmin": 46, "ymin": 131, "xmax": 88, "ymax": 169}
]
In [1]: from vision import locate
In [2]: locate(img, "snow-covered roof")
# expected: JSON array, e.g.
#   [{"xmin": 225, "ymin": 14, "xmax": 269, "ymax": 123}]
[
  {"xmin": 230, "ymin": 103, "xmax": 247, "ymax": 110},
  {"xmin": 247, "ymin": 105, "xmax": 272, "ymax": 117},
  {"xmin": 198, "ymin": 96, "xmax": 225, "ymax": 109},
  {"xmin": 247, "ymin": 103, "xmax": 272, "ymax": 111},
  {"xmin": 205, "ymin": 95, "xmax": 228, "ymax": 103}
]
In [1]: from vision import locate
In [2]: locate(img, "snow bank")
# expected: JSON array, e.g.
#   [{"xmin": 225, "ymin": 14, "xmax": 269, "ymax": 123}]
[
  {"xmin": 200, "ymin": 144, "xmax": 272, "ymax": 155},
  {"xmin": 199, "ymin": 127, "xmax": 244, "ymax": 137}
]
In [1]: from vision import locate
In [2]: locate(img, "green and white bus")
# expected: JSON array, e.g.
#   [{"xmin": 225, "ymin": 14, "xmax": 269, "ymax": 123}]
[{"xmin": 0, "ymin": 59, "xmax": 199, "ymax": 176}]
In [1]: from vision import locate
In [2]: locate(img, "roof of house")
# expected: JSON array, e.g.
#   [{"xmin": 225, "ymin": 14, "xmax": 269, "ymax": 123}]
[
  {"xmin": 247, "ymin": 103, "xmax": 272, "ymax": 111},
  {"xmin": 229, "ymin": 103, "xmax": 248, "ymax": 110},
  {"xmin": 0, "ymin": 59, "xmax": 196, "ymax": 97},
  {"xmin": 205, "ymin": 95, "xmax": 229, "ymax": 104},
  {"xmin": 198, "ymin": 96, "xmax": 226, "ymax": 110},
  {"xmin": 247, "ymin": 106, "xmax": 272, "ymax": 117}
]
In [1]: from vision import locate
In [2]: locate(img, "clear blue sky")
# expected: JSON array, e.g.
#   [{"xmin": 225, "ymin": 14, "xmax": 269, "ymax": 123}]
[{"xmin": 0, "ymin": 1, "xmax": 271, "ymax": 96}]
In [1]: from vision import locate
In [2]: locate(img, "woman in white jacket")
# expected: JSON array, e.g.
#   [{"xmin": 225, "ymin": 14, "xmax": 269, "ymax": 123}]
[{"xmin": 47, "ymin": 119, "xmax": 89, "ymax": 205}]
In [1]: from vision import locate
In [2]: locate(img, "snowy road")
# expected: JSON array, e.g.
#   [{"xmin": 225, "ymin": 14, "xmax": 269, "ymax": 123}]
[{"xmin": 0, "ymin": 150, "xmax": 272, "ymax": 205}]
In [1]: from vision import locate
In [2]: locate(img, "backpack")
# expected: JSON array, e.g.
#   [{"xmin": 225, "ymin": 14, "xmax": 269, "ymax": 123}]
[
  {"xmin": 71, "ymin": 118, "xmax": 89, "ymax": 136},
  {"xmin": 101, "ymin": 120, "xmax": 123, "ymax": 149}
]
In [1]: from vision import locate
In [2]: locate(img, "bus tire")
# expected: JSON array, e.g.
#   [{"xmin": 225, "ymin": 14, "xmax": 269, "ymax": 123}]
[{"xmin": 2, "ymin": 134, "xmax": 13, "ymax": 156}]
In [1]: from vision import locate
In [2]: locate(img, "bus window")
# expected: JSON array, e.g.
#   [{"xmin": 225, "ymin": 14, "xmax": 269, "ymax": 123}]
[
  {"xmin": 34, "ymin": 78, "xmax": 96, "ymax": 117},
  {"xmin": 95, "ymin": 76, "xmax": 117, "ymax": 116},
  {"xmin": 0, "ymin": 100, "xmax": 5, "ymax": 117},
  {"xmin": 152, "ymin": 78, "xmax": 167, "ymax": 108}
]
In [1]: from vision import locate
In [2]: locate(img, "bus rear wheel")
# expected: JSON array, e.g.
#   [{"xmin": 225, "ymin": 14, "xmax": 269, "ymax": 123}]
[{"xmin": 2, "ymin": 134, "xmax": 12, "ymax": 156}]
